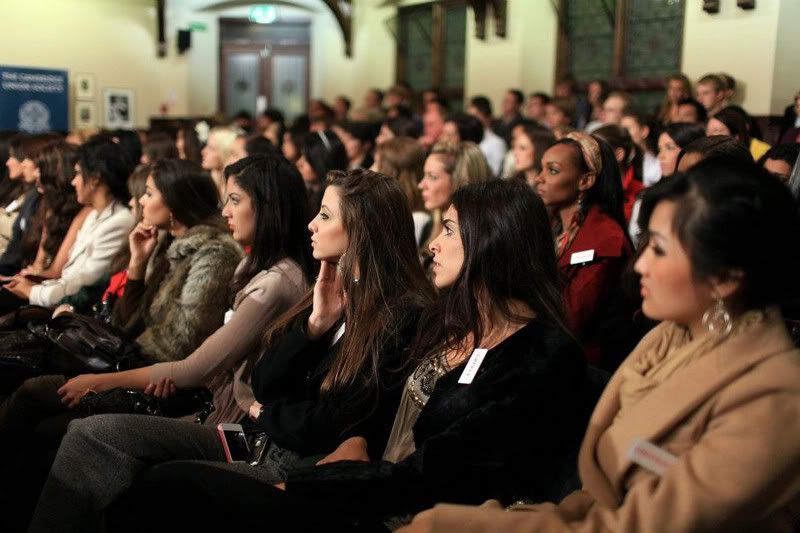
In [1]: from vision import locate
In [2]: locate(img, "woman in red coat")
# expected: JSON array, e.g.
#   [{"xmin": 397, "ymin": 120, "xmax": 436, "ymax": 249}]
[{"xmin": 532, "ymin": 132, "xmax": 636, "ymax": 369}]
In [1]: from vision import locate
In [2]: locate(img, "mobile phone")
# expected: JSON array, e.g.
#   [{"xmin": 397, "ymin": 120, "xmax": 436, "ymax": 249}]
[{"xmin": 216, "ymin": 423, "xmax": 251, "ymax": 463}]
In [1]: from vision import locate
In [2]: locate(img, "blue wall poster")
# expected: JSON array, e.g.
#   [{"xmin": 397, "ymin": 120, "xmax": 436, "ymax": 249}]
[{"xmin": 0, "ymin": 65, "xmax": 69, "ymax": 132}]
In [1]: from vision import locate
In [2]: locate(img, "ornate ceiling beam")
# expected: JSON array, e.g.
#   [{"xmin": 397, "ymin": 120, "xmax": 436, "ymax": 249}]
[{"xmin": 322, "ymin": 0, "xmax": 353, "ymax": 57}]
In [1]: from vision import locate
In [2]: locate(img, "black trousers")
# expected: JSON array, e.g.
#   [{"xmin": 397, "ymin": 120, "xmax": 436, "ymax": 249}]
[
  {"xmin": 0, "ymin": 286, "xmax": 28, "ymax": 316},
  {"xmin": 0, "ymin": 374, "xmax": 77, "ymax": 532},
  {"xmin": 109, "ymin": 460, "xmax": 391, "ymax": 533}
]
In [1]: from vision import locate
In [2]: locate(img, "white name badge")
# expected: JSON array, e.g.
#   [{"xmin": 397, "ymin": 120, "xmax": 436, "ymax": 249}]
[
  {"xmin": 4, "ymin": 198, "xmax": 20, "ymax": 212},
  {"xmin": 224, "ymin": 309, "xmax": 235, "ymax": 324},
  {"xmin": 570, "ymin": 249, "xmax": 595, "ymax": 265},
  {"xmin": 627, "ymin": 438, "xmax": 678, "ymax": 477},
  {"xmin": 458, "ymin": 348, "xmax": 488, "ymax": 384}
]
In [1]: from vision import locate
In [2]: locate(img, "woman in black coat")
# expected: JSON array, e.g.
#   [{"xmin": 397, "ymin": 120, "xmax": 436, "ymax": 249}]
[{"xmin": 116, "ymin": 179, "xmax": 597, "ymax": 532}]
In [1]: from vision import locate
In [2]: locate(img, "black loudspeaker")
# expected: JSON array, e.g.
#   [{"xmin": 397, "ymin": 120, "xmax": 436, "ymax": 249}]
[{"xmin": 177, "ymin": 30, "xmax": 192, "ymax": 54}]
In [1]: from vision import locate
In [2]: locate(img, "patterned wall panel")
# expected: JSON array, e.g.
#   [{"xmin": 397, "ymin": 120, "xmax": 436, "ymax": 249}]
[
  {"xmin": 567, "ymin": 0, "xmax": 616, "ymax": 83},
  {"xmin": 624, "ymin": 0, "xmax": 685, "ymax": 79}
]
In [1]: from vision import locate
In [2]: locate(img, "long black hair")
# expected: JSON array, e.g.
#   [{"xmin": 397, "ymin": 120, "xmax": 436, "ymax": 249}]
[
  {"xmin": 223, "ymin": 154, "xmax": 316, "ymax": 293},
  {"xmin": 412, "ymin": 179, "xmax": 569, "ymax": 360},
  {"xmin": 77, "ymin": 136, "xmax": 132, "ymax": 204},
  {"xmin": 639, "ymin": 158, "xmax": 800, "ymax": 312},
  {"xmin": 594, "ymin": 124, "xmax": 643, "ymax": 184},
  {"xmin": 150, "ymin": 159, "xmax": 220, "ymax": 228},
  {"xmin": 552, "ymin": 136, "xmax": 626, "ymax": 231},
  {"xmin": 301, "ymin": 130, "xmax": 348, "ymax": 183}
]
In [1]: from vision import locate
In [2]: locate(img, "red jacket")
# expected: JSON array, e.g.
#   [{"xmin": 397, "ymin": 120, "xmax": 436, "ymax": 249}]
[
  {"xmin": 622, "ymin": 166, "xmax": 645, "ymax": 224},
  {"xmin": 559, "ymin": 206, "xmax": 633, "ymax": 366}
]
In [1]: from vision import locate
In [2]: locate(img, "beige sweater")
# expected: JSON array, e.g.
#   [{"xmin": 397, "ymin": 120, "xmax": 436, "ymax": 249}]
[{"xmin": 149, "ymin": 258, "xmax": 308, "ymax": 425}]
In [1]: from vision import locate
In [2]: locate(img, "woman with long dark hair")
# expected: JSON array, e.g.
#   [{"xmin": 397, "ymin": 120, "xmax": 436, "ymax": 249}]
[
  {"xmin": 0, "ymin": 133, "xmax": 62, "ymax": 277},
  {"xmin": 30, "ymin": 169, "xmax": 434, "ymax": 532},
  {"xmin": 108, "ymin": 179, "xmax": 593, "ymax": 533},
  {"xmin": 19, "ymin": 141, "xmax": 91, "ymax": 280},
  {"xmin": 533, "ymin": 132, "xmax": 635, "ymax": 369},
  {"xmin": 57, "ymin": 153, "xmax": 314, "ymax": 426},
  {"xmin": 593, "ymin": 124, "xmax": 644, "ymax": 224},
  {"xmin": 401, "ymin": 158, "xmax": 800, "ymax": 533},
  {"xmin": 0, "ymin": 137, "xmax": 134, "ymax": 311}
]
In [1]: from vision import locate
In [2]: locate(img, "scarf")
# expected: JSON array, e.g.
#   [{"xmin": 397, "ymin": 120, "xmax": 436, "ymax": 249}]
[{"xmin": 615, "ymin": 309, "xmax": 766, "ymax": 423}]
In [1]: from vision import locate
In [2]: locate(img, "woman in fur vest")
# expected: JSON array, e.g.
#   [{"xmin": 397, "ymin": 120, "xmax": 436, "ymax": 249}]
[
  {"xmin": 112, "ymin": 179, "xmax": 597, "ymax": 533},
  {"xmin": 0, "ymin": 158, "xmax": 242, "ymax": 530}
]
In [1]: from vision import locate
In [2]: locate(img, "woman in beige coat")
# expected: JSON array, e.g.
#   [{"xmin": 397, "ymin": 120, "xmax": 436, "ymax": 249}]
[{"xmin": 400, "ymin": 158, "xmax": 800, "ymax": 533}]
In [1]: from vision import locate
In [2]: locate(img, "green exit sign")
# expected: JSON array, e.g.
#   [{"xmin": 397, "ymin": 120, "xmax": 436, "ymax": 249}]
[{"xmin": 188, "ymin": 21, "xmax": 208, "ymax": 32}]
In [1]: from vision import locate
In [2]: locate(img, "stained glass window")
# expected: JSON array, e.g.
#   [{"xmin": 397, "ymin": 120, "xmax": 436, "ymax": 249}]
[
  {"xmin": 563, "ymin": 0, "xmax": 685, "ymax": 93},
  {"xmin": 567, "ymin": 0, "xmax": 616, "ymax": 82},
  {"xmin": 624, "ymin": 0, "xmax": 685, "ymax": 79}
]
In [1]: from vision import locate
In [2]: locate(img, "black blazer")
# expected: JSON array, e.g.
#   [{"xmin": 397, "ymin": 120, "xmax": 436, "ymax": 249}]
[
  {"xmin": 249, "ymin": 307, "xmax": 422, "ymax": 459},
  {"xmin": 286, "ymin": 319, "xmax": 596, "ymax": 522}
]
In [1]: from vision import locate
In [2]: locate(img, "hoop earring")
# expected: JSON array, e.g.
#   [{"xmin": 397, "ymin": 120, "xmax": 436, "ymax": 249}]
[{"xmin": 702, "ymin": 296, "xmax": 733, "ymax": 337}]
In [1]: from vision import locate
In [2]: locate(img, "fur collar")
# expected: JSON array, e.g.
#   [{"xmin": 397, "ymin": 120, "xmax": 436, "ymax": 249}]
[{"xmin": 166, "ymin": 220, "xmax": 229, "ymax": 262}]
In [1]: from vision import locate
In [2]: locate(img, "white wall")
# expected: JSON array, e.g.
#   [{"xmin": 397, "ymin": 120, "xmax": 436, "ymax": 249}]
[
  {"xmin": 771, "ymin": 0, "xmax": 800, "ymax": 114},
  {"xmin": 3, "ymin": 0, "xmax": 795, "ymax": 127},
  {"xmin": 1, "ymin": 0, "xmax": 189, "ymax": 128},
  {"xmin": 680, "ymin": 0, "xmax": 781, "ymax": 115}
]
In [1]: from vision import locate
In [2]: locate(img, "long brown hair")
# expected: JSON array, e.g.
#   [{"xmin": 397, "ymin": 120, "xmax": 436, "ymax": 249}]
[
  {"xmin": 264, "ymin": 168, "xmax": 435, "ymax": 395},
  {"xmin": 374, "ymin": 136, "xmax": 426, "ymax": 212},
  {"xmin": 36, "ymin": 141, "xmax": 82, "ymax": 262}
]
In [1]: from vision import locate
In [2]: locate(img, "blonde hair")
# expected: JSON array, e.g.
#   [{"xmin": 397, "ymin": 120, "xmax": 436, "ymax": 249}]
[
  {"xmin": 374, "ymin": 136, "xmax": 426, "ymax": 212},
  {"xmin": 208, "ymin": 126, "xmax": 241, "ymax": 168},
  {"xmin": 424, "ymin": 141, "xmax": 492, "ymax": 249}
]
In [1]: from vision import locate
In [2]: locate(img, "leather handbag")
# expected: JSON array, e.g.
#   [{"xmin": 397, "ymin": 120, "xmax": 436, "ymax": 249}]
[
  {"xmin": 79, "ymin": 387, "xmax": 216, "ymax": 424},
  {"xmin": 31, "ymin": 312, "xmax": 146, "ymax": 375}
]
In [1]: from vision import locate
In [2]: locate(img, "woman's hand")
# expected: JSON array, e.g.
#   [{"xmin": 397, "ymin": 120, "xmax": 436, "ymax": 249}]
[
  {"xmin": 4, "ymin": 275, "xmax": 34, "ymax": 300},
  {"xmin": 249, "ymin": 400, "xmax": 264, "ymax": 421},
  {"xmin": 395, "ymin": 510, "xmax": 434, "ymax": 533},
  {"xmin": 128, "ymin": 223, "xmax": 158, "ymax": 278},
  {"xmin": 18, "ymin": 266, "xmax": 41, "ymax": 277},
  {"xmin": 52, "ymin": 304, "xmax": 75, "ymax": 318},
  {"xmin": 143, "ymin": 377, "xmax": 176, "ymax": 398},
  {"xmin": 316, "ymin": 436, "xmax": 369, "ymax": 465},
  {"xmin": 58, "ymin": 374, "xmax": 106, "ymax": 408},
  {"xmin": 307, "ymin": 260, "xmax": 345, "ymax": 339}
]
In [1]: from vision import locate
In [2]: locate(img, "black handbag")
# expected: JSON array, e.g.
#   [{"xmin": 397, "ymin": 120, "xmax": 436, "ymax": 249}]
[
  {"xmin": 31, "ymin": 312, "xmax": 146, "ymax": 375},
  {"xmin": 78, "ymin": 387, "xmax": 216, "ymax": 424}
]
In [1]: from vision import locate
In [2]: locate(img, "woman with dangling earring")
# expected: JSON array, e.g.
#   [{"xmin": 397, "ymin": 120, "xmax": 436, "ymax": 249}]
[
  {"xmin": 399, "ymin": 157, "xmax": 800, "ymax": 533},
  {"xmin": 533, "ymin": 132, "xmax": 635, "ymax": 370}
]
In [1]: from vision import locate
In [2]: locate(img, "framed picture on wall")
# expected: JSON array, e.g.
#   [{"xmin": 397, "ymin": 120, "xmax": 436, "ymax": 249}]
[
  {"xmin": 103, "ymin": 88, "xmax": 134, "ymax": 129},
  {"xmin": 75, "ymin": 73, "xmax": 96, "ymax": 100},
  {"xmin": 75, "ymin": 101, "xmax": 96, "ymax": 128}
]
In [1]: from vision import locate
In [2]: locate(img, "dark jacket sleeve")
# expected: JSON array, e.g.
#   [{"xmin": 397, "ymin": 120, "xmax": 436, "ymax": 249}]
[
  {"xmin": 252, "ymin": 313, "xmax": 418, "ymax": 458},
  {"xmin": 0, "ymin": 191, "xmax": 39, "ymax": 276},
  {"xmin": 250, "ymin": 320, "xmax": 343, "ymax": 454},
  {"xmin": 111, "ymin": 278, "xmax": 146, "ymax": 335},
  {"xmin": 285, "ymin": 334, "xmax": 589, "ymax": 518}
]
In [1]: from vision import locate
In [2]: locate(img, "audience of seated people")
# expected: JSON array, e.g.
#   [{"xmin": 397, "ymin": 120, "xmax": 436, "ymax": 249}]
[{"xmin": 0, "ymin": 69, "xmax": 797, "ymax": 533}]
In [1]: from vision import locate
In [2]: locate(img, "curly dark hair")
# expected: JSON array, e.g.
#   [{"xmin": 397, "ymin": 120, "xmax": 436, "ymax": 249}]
[{"xmin": 35, "ymin": 141, "xmax": 83, "ymax": 261}]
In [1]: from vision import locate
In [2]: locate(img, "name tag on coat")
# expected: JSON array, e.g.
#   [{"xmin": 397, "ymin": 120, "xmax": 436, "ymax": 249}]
[
  {"xmin": 458, "ymin": 348, "xmax": 488, "ymax": 384},
  {"xmin": 570, "ymin": 249, "xmax": 595, "ymax": 265},
  {"xmin": 628, "ymin": 438, "xmax": 678, "ymax": 477}
]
